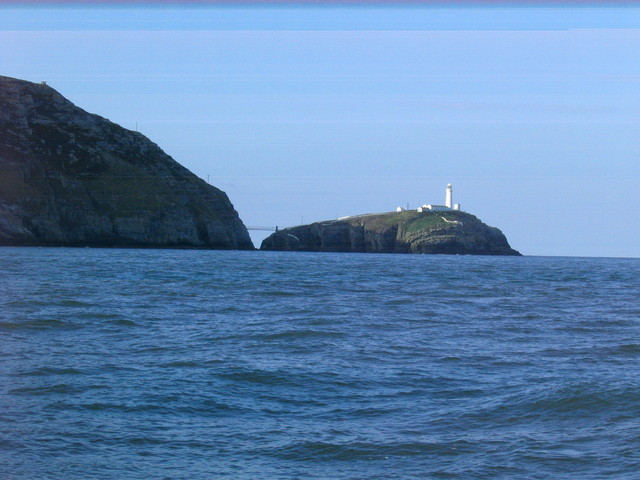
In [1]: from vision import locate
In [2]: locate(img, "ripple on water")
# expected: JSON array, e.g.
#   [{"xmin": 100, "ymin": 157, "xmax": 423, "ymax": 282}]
[
  {"xmin": 15, "ymin": 367, "xmax": 85, "ymax": 377},
  {"xmin": 0, "ymin": 318, "xmax": 82, "ymax": 331},
  {"xmin": 268, "ymin": 440, "xmax": 475, "ymax": 461},
  {"xmin": 260, "ymin": 329, "xmax": 346, "ymax": 340},
  {"xmin": 9, "ymin": 384, "xmax": 106, "ymax": 396}
]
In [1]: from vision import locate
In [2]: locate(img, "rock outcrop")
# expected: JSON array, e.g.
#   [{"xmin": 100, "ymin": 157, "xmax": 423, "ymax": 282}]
[
  {"xmin": 261, "ymin": 210, "xmax": 520, "ymax": 255},
  {"xmin": 0, "ymin": 76, "xmax": 253, "ymax": 249}
]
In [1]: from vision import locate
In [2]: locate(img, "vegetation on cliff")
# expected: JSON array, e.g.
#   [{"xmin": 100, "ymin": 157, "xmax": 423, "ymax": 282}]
[
  {"xmin": 0, "ymin": 76, "xmax": 253, "ymax": 249},
  {"xmin": 261, "ymin": 210, "xmax": 521, "ymax": 256}
]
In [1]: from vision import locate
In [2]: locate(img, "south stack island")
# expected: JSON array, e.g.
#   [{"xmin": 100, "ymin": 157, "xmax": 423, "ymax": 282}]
[{"xmin": 261, "ymin": 184, "xmax": 521, "ymax": 256}]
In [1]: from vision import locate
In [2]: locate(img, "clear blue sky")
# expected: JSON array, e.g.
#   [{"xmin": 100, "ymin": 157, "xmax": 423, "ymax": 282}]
[{"xmin": 2, "ymin": 5, "xmax": 639, "ymax": 256}]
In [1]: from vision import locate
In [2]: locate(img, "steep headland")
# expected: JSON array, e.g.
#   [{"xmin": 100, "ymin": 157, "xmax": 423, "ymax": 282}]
[
  {"xmin": 261, "ymin": 210, "xmax": 521, "ymax": 255},
  {"xmin": 0, "ymin": 76, "xmax": 253, "ymax": 249}
]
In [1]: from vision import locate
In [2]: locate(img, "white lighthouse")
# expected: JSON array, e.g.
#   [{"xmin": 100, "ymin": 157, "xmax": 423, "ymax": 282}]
[{"xmin": 414, "ymin": 183, "xmax": 461, "ymax": 212}]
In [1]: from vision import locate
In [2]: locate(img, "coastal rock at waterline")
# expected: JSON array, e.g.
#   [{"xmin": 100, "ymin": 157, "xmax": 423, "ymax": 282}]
[
  {"xmin": 261, "ymin": 210, "xmax": 521, "ymax": 256},
  {"xmin": 0, "ymin": 76, "xmax": 253, "ymax": 249}
]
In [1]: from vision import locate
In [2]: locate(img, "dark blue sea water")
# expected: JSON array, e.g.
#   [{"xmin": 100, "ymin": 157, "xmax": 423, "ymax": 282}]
[{"xmin": 1, "ymin": 248, "xmax": 640, "ymax": 479}]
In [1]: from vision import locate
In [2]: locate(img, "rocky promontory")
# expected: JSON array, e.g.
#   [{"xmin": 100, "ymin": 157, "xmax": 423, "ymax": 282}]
[
  {"xmin": 261, "ymin": 210, "xmax": 520, "ymax": 255},
  {"xmin": 0, "ymin": 76, "xmax": 253, "ymax": 249}
]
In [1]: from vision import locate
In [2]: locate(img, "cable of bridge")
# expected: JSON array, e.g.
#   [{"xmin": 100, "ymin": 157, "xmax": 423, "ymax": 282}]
[{"xmin": 246, "ymin": 226, "xmax": 277, "ymax": 232}]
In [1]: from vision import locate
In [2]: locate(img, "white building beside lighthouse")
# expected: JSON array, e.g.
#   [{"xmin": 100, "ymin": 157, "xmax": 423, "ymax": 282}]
[{"xmin": 416, "ymin": 184, "xmax": 461, "ymax": 212}]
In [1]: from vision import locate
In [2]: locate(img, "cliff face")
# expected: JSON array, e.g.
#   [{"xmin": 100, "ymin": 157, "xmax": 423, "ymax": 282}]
[
  {"xmin": 261, "ymin": 210, "xmax": 521, "ymax": 256},
  {"xmin": 0, "ymin": 76, "xmax": 253, "ymax": 249}
]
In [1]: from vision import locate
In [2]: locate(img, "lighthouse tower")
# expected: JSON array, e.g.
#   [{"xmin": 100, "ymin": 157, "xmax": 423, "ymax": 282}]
[{"xmin": 445, "ymin": 183, "xmax": 453, "ymax": 209}]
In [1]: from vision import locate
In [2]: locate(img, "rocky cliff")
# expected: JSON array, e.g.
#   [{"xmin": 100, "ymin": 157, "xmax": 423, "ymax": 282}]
[
  {"xmin": 0, "ymin": 76, "xmax": 253, "ymax": 249},
  {"xmin": 261, "ymin": 210, "xmax": 521, "ymax": 255}
]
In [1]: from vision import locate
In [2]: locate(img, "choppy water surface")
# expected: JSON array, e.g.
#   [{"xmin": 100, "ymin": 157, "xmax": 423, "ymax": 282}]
[{"xmin": 1, "ymin": 248, "xmax": 640, "ymax": 479}]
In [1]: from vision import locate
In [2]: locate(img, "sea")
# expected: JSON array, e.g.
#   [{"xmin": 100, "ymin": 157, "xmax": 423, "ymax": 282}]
[{"xmin": 1, "ymin": 247, "xmax": 639, "ymax": 480}]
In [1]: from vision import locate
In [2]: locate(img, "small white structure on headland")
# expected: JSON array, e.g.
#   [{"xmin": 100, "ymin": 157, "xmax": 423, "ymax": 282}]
[{"xmin": 416, "ymin": 184, "xmax": 460, "ymax": 212}]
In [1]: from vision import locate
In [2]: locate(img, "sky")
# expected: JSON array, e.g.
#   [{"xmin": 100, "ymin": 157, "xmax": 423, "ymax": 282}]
[{"xmin": 1, "ymin": 4, "xmax": 639, "ymax": 256}]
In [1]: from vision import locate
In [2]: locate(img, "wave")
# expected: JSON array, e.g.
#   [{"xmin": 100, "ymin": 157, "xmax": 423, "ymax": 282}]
[
  {"xmin": 8, "ymin": 383, "xmax": 105, "ymax": 396},
  {"xmin": 261, "ymin": 329, "xmax": 346, "ymax": 340},
  {"xmin": 268, "ymin": 440, "xmax": 474, "ymax": 461},
  {"xmin": 465, "ymin": 382, "xmax": 640, "ymax": 424},
  {"xmin": 14, "ymin": 367, "xmax": 85, "ymax": 377},
  {"xmin": 0, "ymin": 318, "xmax": 81, "ymax": 330}
]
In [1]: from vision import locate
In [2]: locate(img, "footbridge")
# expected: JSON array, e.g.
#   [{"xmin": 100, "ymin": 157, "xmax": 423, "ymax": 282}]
[{"xmin": 246, "ymin": 226, "xmax": 278, "ymax": 232}]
